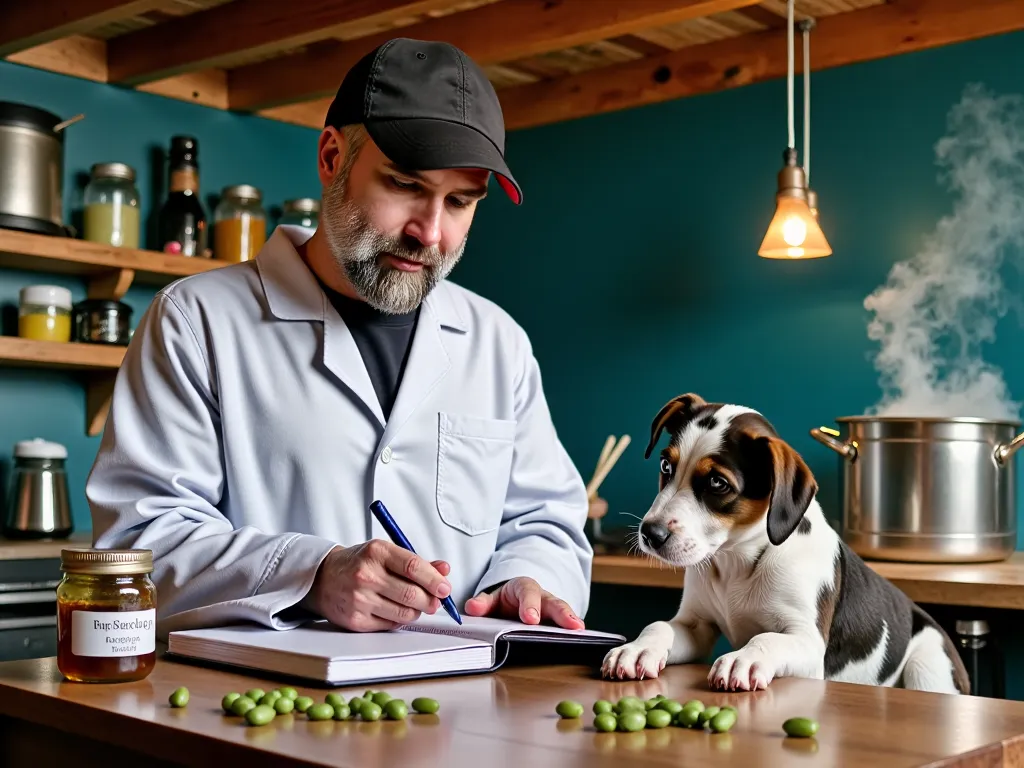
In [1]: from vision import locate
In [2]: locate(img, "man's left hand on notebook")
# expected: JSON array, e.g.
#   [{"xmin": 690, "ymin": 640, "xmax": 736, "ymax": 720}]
[{"xmin": 464, "ymin": 577, "xmax": 584, "ymax": 630}]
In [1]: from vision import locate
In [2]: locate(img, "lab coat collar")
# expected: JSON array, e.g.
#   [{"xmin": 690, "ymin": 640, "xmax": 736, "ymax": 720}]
[{"xmin": 256, "ymin": 225, "xmax": 468, "ymax": 333}]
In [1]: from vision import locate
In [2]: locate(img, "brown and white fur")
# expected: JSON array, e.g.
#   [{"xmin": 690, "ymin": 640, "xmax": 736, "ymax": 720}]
[{"xmin": 602, "ymin": 393, "xmax": 970, "ymax": 695}]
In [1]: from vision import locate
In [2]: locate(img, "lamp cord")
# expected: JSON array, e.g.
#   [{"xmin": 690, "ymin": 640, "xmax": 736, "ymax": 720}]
[
  {"xmin": 803, "ymin": 21, "xmax": 810, "ymax": 183},
  {"xmin": 787, "ymin": 0, "xmax": 795, "ymax": 150}
]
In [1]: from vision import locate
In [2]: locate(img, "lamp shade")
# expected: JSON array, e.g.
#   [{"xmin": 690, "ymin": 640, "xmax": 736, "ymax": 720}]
[{"xmin": 758, "ymin": 194, "xmax": 832, "ymax": 258}]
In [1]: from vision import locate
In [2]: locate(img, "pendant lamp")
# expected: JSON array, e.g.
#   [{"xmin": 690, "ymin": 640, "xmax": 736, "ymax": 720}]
[{"xmin": 758, "ymin": 0, "xmax": 832, "ymax": 259}]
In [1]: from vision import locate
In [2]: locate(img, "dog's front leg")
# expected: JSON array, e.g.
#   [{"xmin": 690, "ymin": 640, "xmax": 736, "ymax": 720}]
[
  {"xmin": 708, "ymin": 630, "xmax": 824, "ymax": 691},
  {"xmin": 603, "ymin": 613, "xmax": 718, "ymax": 680}
]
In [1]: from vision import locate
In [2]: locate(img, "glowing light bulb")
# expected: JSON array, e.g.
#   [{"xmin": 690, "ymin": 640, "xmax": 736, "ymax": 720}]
[{"xmin": 782, "ymin": 215, "xmax": 807, "ymax": 247}]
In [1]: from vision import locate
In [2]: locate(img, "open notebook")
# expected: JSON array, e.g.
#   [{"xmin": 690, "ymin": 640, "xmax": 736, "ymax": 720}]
[{"xmin": 166, "ymin": 614, "xmax": 626, "ymax": 685}]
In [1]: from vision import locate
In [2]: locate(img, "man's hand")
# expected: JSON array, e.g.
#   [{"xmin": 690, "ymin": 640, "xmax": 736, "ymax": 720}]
[
  {"xmin": 305, "ymin": 541, "xmax": 453, "ymax": 632},
  {"xmin": 464, "ymin": 577, "xmax": 584, "ymax": 630}
]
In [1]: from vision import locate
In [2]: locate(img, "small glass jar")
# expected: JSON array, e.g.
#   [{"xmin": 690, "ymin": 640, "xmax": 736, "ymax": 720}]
[
  {"xmin": 280, "ymin": 197, "xmax": 320, "ymax": 229},
  {"xmin": 214, "ymin": 184, "xmax": 267, "ymax": 262},
  {"xmin": 56, "ymin": 548, "xmax": 157, "ymax": 683},
  {"xmin": 72, "ymin": 299, "xmax": 133, "ymax": 345},
  {"xmin": 18, "ymin": 285, "xmax": 72, "ymax": 343},
  {"xmin": 83, "ymin": 162, "xmax": 141, "ymax": 248}
]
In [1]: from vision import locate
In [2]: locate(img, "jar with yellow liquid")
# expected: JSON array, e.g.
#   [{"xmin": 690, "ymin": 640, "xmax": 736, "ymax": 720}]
[
  {"xmin": 83, "ymin": 163, "xmax": 140, "ymax": 249},
  {"xmin": 214, "ymin": 185, "xmax": 266, "ymax": 262},
  {"xmin": 19, "ymin": 285, "xmax": 72, "ymax": 343}
]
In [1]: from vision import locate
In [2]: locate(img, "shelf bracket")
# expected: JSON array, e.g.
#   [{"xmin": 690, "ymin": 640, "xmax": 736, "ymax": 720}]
[
  {"xmin": 86, "ymin": 373, "xmax": 117, "ymax": 437},
  {"xmin": 87, "ymin": 268, "xmax": 135, "ymax": 301}
]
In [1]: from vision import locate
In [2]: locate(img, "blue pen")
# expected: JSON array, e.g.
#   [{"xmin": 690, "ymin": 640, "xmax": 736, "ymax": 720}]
[{"xmin": 369, "ymin": 499, "xmax": 462, "ymax": 625}]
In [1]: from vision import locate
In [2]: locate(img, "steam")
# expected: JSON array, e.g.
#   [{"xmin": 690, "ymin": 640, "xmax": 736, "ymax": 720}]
[{"xmin": 864, "ymin": 84, "xmax": 1024, "ymax": 421}]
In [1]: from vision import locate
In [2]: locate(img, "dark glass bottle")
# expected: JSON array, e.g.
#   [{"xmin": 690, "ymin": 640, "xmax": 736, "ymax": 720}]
[{"xmin": 157, "ymin": 136, "xmax": 208, "ymax": 257}]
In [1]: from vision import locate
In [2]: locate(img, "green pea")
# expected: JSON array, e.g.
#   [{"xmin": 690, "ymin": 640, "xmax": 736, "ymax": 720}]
[
  {"xmin": 245, "ymin": 688, "xmax": 266, "ymax": 703},
  {"xmin": 709, "ymin": 708, "xmax": 738, "ymax": 733},
  {"xmin": 699, "ymin": 706, "xmax": 721, "ymax": 726},
  {"xmin": 273, "ymin": 697, "xmax": 294, "ymax": 715},
  {"xmin": 348, "ymin": 696, "xmax": 367, "ymax": 715},
  {"xmin": 615, "ymin": 696, "xmax": 645, "ymax": 713},
  {"xmin": 646, "ymin": 709, "xmax": 672, "ymax": 729},
  {"xmin": 675, "ymin": 707, "xmax": 701, "ymax": 728},
  {"xmin": 412, "ymin": 697, "xmax": 440, "ymax": 714},
  {"xmin": 682, "ymin": 699, "xmax": 704, "ymax": 712},
  {"xmin": 594, "ymin": 712, "xmax": 618, "ymax": 732},
  {"xmin": 294, "ymin": 696, "xmax": 314, "ymax": 713},
  {"xmin": 556, "ymin": 700, "xmax": 584, "ymax": 719},
  {"xmin": 384, "ymin": 700, "xmax": 409, "ymax": 720},
  {"xmin": 278, "ymin": 687, "xmax": 299, "ymax": 700},
  {"xmin": 325, "ymin": 693, "xmax": 346, "ymax": 709},
  {"xmin": 371, "ymin": 691, "xmax": 392, "ymax": 707},
  {"xmin": 656, "ymin": 699, "xmax": 684, "ymax": 715},
  {"xmin": 360, "ymin": 702, "xmax": 383, "ymax": 722},
  {"xmin": 782, "ymin": 717, "xmax": 819, "ymax": 738},
  {"xmin": 231, "ymin": 696, "xmax": 256, "ymax": 717},
  {"xmin": 333, "ymin": 704, "xmax": 352, "ymax": 721},
  {"xmin": 168, "ymin": 687, "xmax": 189, "ymax": 708},
  {"xmin": 593, "ymin": 699, "xmax": 613, "ymax": 715},
  {"xmin": 306, "ymin": 703, "xmax": 335, "ymax": 721},
  {"xmin": 618, "ymin": 711, "xmax": 647, "ymax": 732},
  {"xmin": 221, "ymin": 692, "xmax": 241, "ymax": 713},
  {"xmin": 246, "ymin": 704, "xmax": 276, "ymax": 727}
]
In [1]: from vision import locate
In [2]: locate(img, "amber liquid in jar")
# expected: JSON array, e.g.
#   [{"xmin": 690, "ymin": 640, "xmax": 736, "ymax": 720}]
[{"xmin": 56, "ymin": 549, "xmax": 157, "ymax": 683}]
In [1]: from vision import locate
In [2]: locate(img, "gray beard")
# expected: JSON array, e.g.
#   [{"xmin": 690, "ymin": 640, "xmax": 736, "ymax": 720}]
[{"xmin": 321, "ymin": 173, "xmax": 466, "ymax": 315}]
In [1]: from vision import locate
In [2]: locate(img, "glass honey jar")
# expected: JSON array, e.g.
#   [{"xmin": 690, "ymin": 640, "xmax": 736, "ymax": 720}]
[{"xmin": 56, "ymin": 548, "xmax": 157, "ymax": 683}]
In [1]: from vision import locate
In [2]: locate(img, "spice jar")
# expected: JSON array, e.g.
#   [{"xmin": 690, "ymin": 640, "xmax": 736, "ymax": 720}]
[
  {"xmin": 280, "ymin": 197, "xmax": 320, "ymax": 229},
  {"xmin": 56, "ymin": 548, "xmax": 157, "ymax": 683},
  {"xmin": 214, "ymin": 184, "xmax": 267, "ymax": 262},
  {"xmin": 18, "ymin": 285, "xmax": 72, "ymax": 342},
  {"xmin": 72, "ymin": 299, "xmax": 133, "ymax": 345},
  {"xmin": 83, "ymin": 162, "xmax": 140, "ymax": 248}
]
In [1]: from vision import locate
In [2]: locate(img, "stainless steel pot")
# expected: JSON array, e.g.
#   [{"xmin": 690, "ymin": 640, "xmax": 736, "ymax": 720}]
[{"xmin": 811, "ymin": 417, "xmax": 1024, "ymax": 563}]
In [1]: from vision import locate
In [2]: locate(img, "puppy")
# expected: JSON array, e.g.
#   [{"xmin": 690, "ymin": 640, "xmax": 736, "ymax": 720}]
[{"xmin": 602, "ymin": 393, "xmax": 969, "ymax": 695}]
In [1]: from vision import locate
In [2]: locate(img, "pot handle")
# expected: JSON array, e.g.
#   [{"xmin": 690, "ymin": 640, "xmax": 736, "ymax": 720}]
[
  {"xmin": 994, "ymin": 430, "xmax": 1024, "ymax": 465},
  {"xmin": 810, "ymin": 427, "xmax": 857, "ymax": 461}
]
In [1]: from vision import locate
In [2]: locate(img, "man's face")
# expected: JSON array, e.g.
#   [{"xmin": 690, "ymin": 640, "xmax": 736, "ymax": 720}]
[{"xmin": 318, "ymin": 129, "xmax": 489, "ymax": 314}]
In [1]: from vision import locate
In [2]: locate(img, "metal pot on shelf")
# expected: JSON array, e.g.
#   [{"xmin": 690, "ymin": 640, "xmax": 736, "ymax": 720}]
[
  {"xmin": 4, "ymin": 439, "xmax": 73, "ymax": 540},
  {"xmin": 810, "ymin": 416, "xmax": 1024, "ymax": 564}
]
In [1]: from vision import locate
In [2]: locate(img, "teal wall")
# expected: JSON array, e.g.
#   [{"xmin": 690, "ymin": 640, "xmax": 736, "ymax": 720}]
[{"xmin": 0, "ymin": 61, "xmax": 322, "ymax": 530}]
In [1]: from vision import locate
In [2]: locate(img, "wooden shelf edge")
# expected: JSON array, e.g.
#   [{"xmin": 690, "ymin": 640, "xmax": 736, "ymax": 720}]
[{"xmin": 0, "ymin": 337, "xmax": 125, "ymax": 370}]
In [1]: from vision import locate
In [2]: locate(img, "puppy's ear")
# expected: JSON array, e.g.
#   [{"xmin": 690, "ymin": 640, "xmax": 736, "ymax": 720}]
[
  {"xmin": 645, "ymin": 393, "xmax": 706, "ymax": 459},
  {"xmin": 757, "ymin": 436, "xmax": 818, "ymax": 545}
]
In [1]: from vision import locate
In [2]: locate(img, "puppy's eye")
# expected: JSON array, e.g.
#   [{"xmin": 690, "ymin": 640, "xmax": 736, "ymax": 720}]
[
  {"xmin": 659, "ymin": 458, "xmax": 674, "ymax": 476},
  {"xmin": 708, "ymin": 473, "xmax": 731, "ymax": 494}
]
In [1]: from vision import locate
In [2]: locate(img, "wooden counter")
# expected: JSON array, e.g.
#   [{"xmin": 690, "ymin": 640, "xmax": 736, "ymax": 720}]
[
  {"xmin": 593, "ymin": 553, "xmax": 1024, "ymax": 610},
  {"xmin": 0, "ymin": 532, "xmax": 92, "ymax": 562},
  {"xmin": 2, "ymin": 653, "xmax": 1024, "ymax": 767}
]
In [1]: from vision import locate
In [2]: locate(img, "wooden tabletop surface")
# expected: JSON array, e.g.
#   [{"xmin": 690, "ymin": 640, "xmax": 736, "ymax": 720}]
[
  {"xmin": 592, "ymin": 553, "xmax": 1024, "ymax": 610},
  {"xmin": 1, "ymin": 653, "xmax": 1024, "ymax": 767},
  {"xmin": 0, "ymin": 531, "xmax": 92, "ymax": 562}
]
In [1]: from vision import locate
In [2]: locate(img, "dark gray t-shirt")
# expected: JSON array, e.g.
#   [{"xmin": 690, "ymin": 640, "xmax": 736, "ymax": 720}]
[{"xmin": 321, "ymin": 284, "xmax": 419, "ymax": 421}]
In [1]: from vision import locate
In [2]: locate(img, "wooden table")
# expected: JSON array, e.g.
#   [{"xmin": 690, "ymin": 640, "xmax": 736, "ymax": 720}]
[
  {"xmin": 0, "ymin": 531, "xmax": 92, "ymax": 562},
  {"xmin": 2, "ymin": 654, "xmax": 1024, "ymax": 766},
  {"xmin": 593, "ymin": 553, "xmax": 1024, "ymax": 610}
]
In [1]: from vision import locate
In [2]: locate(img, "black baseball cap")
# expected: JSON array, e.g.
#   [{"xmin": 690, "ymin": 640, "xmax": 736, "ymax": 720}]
[{"xmin": 325, "ymin": 38, "xmax": 522, "ymax": 205}]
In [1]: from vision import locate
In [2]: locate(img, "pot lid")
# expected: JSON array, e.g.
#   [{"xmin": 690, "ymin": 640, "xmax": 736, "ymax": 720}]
[
  {"xmin": 0, "ymin": 101, "xmax": 66, "ymax": 140},
  {"xmin": 15, "ymin": 438, "xmax": 68, "ymax": 460}
]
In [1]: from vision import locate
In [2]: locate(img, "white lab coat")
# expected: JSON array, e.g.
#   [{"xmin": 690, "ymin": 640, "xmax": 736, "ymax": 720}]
[{"xmin": 87, "ymin": 226, "xmax": 593, "ymax": 639}]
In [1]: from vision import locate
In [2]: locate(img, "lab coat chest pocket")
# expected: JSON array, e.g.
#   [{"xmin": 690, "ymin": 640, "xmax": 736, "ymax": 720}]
[{"xmin": 436, "ymin": 412, "xmax": 516, "ymax": 536}]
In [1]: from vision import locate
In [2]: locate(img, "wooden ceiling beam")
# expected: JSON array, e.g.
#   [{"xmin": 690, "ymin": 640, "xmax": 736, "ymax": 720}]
[
  {"xmin": 0, "ymin": 0, "xmax": 163, "ymax": 57},
  {"xmin": 227, "ymin": 0, "xmax": 762, "ymax": 112},
  {"xmin": 497, "ymin": 0, "xmax": 1024, "ymax": 131},
  {"xmin": 107, "ymin": 0, "xmax": 457, "ymax": 85}
]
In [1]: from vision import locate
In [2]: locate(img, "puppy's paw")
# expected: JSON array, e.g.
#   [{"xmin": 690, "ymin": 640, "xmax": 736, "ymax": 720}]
[
  {"xmin": 602, "ymin": 641, "xmax": 669, "ymax": 681},
  {"xmin": 708, "ymin": 648, "xmax": 775, "ymax": 691}
]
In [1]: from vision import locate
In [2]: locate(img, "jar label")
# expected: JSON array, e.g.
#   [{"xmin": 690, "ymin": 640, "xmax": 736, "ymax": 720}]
[{"xmin": 71, "ymin": 609, "xmax": 156, "ymax": 657}]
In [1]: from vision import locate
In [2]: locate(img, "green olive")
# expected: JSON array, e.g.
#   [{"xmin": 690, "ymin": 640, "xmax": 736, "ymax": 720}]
[
  {"xmin": 246, "ymin": 704, "xmax": 276, "ymax": 727},
  {"xmin": 654, "ymin": 694, "xmax": 667, "ymax": 700},
  {"xmin": 593, "ymin": 699, "xmax": 613, "ymax": 715},
  {"xmin": 699, "ymin": 706, "xmax": 721, "ymax": 726},
  {"xmin": 783, "ymin": 717, "xmax": 819, "ymax": 738},
  {"xmin": 646, "ymin": 709, "xmax": 672, "ymax": 729},
  {"xmin": 615, "ymin": 696, "xmax": 646, "ymax": 713},
  {"xmin": 348, "ymin": 696, "xmax": 367, "ymax": 715},
  {"xmin": 221, "ymin": 692, "xmax": 241, "ymax": 713},
  {"xmin": 230, "ymin": 696, "xmax": 256, "ymax": 717},
  {"xmin": 278, "ymin": 687, "xmax": 299, "ymax": 700},
  {"xmin": 709, "ymin": 708, "xmax": 738, "ymax": 733},
  {"xmin": 333, "ymin": 703, "xmax": 352, "ymax": 721},
  {"xmin": 656, "ymin": 699, "xmax": 684, "ymax": 715},
  {"xmin": 682, "ymin": 699, "xmax": 704, "ymax": 712},
  {"xmin": 645, "ymin": 698, "xmax": 660, "ymax": 710},
  {"xmin": 364, "ymin": 689, "xmax": 376, "ymax": 699},
  {"xmin": 294, "ymin": 696, "xmax": 314, "ymax": 713},
  {"xmin": 360, "ymin": 701, "xmax": 383, "ymax": 722},
  {"xmin": 594, "ymin": 712, "xmax": 618, "ymax": 732},
  {"xmin": 412, "ymin": 697, "xmax": 440, "ymax": 714},
  {"xmin": 325, "ymin": 693, "xmax": 346, "ymax": 709},
  {"xmin": 273, "ymin": 697, "xmax": 294, "ymax": 715},
  {"xmin": 675, "ymin": 707, "xmax": 701, "ymax": 728},
  {"xmin": 384, "ymin": 700, "xmax": 409, "ymax": 720},
  {"xmin": 556, "ymin": 700, "xmax": 584, "ymax": 719},
  {"xmin": 371, "ymin": 691, "xmax": 392, "ymax": 707},
  {"xmin": 306, "ymin": 703, "xmax": 335, "ymax": 721},
  {"xmin": 244, "ymin": 688, "xmax": 266, "ymax": 703},
  {"xmin": 618, "ymin": 710, "xmax": 647, "ymax": 732},
  {"xmin": 168, "ymin": 687, "xmax": 189, "ymax": 708},
  {"xmin": 259, "ymin": 690, "xmax": 281, "ymax": 707}
]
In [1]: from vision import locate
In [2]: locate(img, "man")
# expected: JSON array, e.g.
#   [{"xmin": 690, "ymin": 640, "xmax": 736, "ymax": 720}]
[{"xmin": 86, "ymin": 38, "xmax": 592, "ymax": 639}]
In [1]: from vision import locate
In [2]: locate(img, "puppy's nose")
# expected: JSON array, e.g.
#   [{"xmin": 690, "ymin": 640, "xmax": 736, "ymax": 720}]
[{"xmin": 640, "ymin": 520, "xmax": 671, "ymax": 550}]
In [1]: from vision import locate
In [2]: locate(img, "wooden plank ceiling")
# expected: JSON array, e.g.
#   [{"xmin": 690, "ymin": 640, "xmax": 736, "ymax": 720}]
[{"xmin": 4, "ymin": 0, "xmax": 1024, "ymax": 132}]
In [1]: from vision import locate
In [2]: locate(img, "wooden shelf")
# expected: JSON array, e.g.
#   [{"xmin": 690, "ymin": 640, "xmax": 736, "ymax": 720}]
[
  {"xmin": 0, "ymin": 337, "xmax": 124, "ymax": 371},
  {"xmin": 592, "ymin": 553, "xmax": 1024, "ymax": 611},
  {"xmin": 0, "ymin": 531, "xmax": 93, "ymax": 562},
  {"xmin": 0, "ymin": 228, "xmax": 225, "ymax": 299}
]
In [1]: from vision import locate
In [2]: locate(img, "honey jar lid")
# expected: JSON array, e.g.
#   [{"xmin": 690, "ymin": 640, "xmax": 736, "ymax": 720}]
[{"xmin": 60, "ymin": 548, "xmax": 153, "ymax": 575}]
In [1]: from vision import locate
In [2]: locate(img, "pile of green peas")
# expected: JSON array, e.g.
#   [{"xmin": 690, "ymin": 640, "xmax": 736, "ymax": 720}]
[
  {"xmin": 556, "ymin": 695, "xmax": 738, "ymax": 734},
  {"xmin": 169, "ymin": 685, "xmax": 439, "ymax": 727}
]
